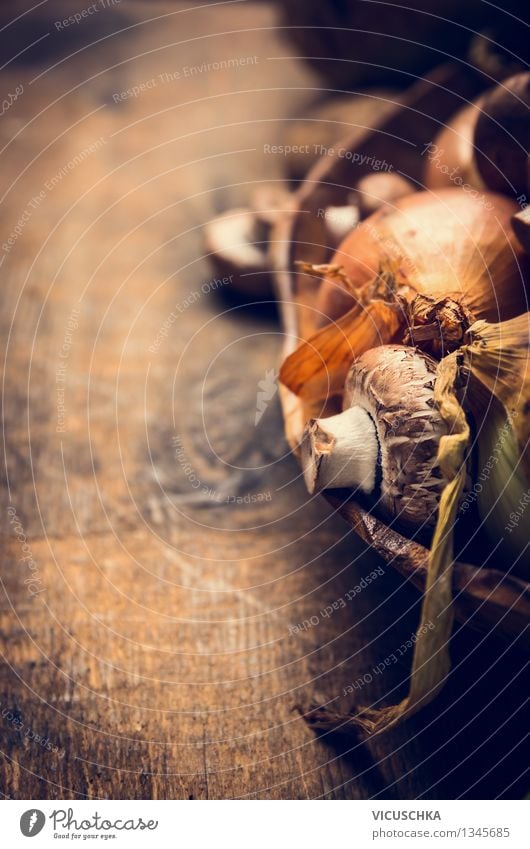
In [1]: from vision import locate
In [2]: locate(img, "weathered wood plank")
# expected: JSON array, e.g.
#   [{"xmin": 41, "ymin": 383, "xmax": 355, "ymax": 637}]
[{"xmin": 0, "ymin": 0, "xmax": 528, "ymax": 800}]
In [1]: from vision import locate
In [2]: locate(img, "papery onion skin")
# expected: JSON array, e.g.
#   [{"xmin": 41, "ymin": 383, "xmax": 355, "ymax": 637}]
[
  {"xmin": 315, "ymin": 189, "xmax": 530, "ymax": 331},
  {"xmin": 475, "ymin": 401, "xmax": 530, "ymax": 580}
]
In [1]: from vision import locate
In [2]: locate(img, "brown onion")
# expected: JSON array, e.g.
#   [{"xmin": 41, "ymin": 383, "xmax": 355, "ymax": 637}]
[{"xmin": 315, "ymin": 188, "xmax": 530, "ymax": 329}]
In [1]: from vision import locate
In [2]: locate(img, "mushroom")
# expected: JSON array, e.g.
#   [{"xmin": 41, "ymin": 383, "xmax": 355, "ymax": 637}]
[
  {"xmin": 203, "ymin": 207, "xmax": 273, "ymax": 300},
  {"xmin": 318, "ymin": 204, "xmax": 360, "ymax": 247},
  {"xmin": 316, "ymin": 174, "xmax": 414, "ymax": 252},
  {"xmin": 512, "ymin": 202, "xmax": 530, "ymax": 256},
  {"xmin": 301, "ymin": 345, "xmax": 452, "ymax": 528},
  {"xmin": 250, "ymin": 182, "xmax": 292, "ymax": 227},
  {"xmin": 203, "ymin": 184, "xmax": 292, "ymax": 300},
  {"xmin": 353, "ymin": 172, "xmax": 415, "ymax": 219},
  {"xmin": 473, "ymin": 72, "xmax": 530, "ymax": 197}
]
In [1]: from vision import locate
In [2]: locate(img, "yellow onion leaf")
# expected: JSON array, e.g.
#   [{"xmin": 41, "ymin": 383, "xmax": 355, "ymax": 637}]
[{"xmin": 463, "ymin": 313, "xmax": 530, "ymax": 476}]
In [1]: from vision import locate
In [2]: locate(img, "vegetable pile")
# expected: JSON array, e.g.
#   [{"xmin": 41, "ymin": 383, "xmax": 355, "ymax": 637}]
[{"xmin": 278, "ymin": 72, "xmax": 530, "ymax": 733}]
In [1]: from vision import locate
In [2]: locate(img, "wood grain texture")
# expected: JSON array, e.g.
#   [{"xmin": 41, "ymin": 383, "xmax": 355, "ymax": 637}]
[{"xmin": 0, "ymin": 0, "xmax": 528, "ymax": 800}]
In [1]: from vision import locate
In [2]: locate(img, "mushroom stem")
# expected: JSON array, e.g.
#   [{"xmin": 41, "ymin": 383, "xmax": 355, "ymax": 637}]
[{"xmin": 301, "ymin": 406, "xmax": 378, "ymax": 495}]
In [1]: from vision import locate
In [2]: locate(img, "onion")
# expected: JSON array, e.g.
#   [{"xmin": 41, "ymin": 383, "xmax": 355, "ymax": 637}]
[
  {"xmin": 280, "ymin": 189, "xmax": 530, "ymax": 404},
  {"xmin": 353, "ymin": 171, "xmax": 415, "ymax": 219},
  {"xmin": 317, "ymin": 188, "xmax": 529, "ymax": 327}
]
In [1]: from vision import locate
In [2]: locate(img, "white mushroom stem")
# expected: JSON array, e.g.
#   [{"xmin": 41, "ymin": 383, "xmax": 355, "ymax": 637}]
[{"xmin": 301, "ymin": 406, "xmax": 379, "ymax": 495}]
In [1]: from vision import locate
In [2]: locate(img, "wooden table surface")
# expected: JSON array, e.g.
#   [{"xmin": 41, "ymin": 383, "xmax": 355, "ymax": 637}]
[{"xmin": 0, "ymin": 0, "xmax": 528, "ymax": 800}]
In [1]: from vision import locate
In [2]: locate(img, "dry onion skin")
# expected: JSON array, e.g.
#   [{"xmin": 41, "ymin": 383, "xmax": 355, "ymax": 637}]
[
  {"xmin": 475, "ymin": 398, "xmax": 530, "ymax": 576},
  {"xmin": 462, "ymin": 314, "xmax": 530, "ymax": 471},
  {"xmin": 280, "ymin": 189, "xmax": 530, "ymax": 406},
  {"xmin": 460, "ymin": 314, "xmax": 530, "ymax": 577}
]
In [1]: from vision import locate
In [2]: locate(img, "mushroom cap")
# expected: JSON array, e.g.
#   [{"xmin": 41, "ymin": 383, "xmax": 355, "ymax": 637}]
[
  {"xmin": 203, "ymin": 207, "xmax": 273, "ymax": 299},
  {"xmin": 343, "ymin": 345, "xmax": 448, "ymax": 527},
  {"xmin": 474, "ymin": 71, "xmax": 530, "ymax": 197},
  {"xmin": 354, "ymin": 171, "xmax": 415, "ymax": 219}
]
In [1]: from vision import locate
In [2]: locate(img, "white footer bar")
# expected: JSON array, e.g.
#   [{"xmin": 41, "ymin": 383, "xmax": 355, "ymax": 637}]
[{"xmin": 3, "ymin": 799, "xmax": 528, "ymax": 848}]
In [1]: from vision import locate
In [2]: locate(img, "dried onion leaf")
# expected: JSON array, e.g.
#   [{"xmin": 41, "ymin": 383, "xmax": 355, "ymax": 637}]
[
  {"xmin": 462, "ymin": 313, "xmax": 530, "ymax": 476},
  {"xmin": 354, "ymin": 353, "xmax": 470, "ymax": 732}
]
